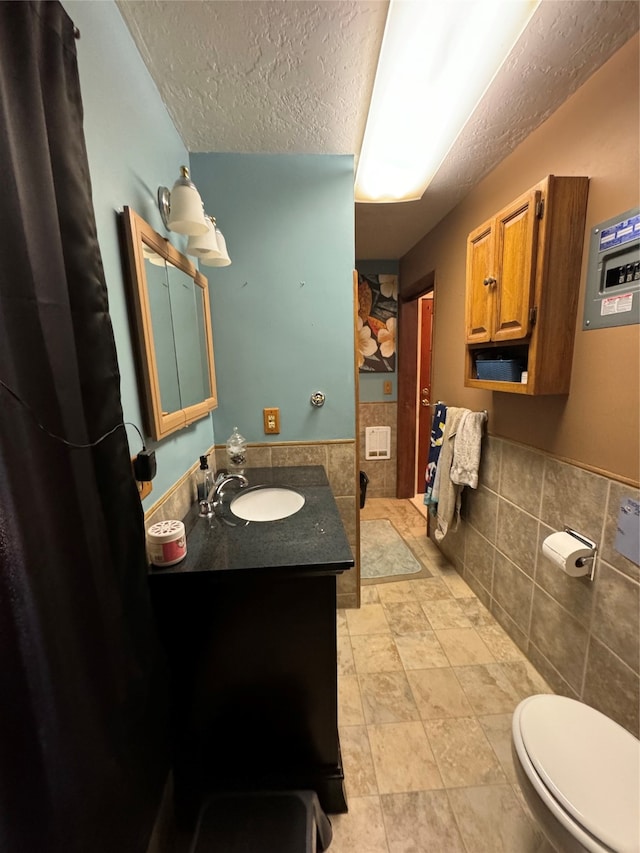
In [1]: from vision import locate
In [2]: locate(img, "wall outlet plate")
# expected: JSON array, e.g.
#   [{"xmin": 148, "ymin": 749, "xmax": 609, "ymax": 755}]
[
  {"xmin": 263, "ymin": 407, "xmax": 280, "ymax": 434},
  {"xmin": 383, "ymin": 380, "xmax": 392, "ymax": 395}
]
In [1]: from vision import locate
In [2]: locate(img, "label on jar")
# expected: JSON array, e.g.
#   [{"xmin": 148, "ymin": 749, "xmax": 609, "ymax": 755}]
[{"xmin": 148, "ymin": 535, "xmax": 186, "ymax": 567}]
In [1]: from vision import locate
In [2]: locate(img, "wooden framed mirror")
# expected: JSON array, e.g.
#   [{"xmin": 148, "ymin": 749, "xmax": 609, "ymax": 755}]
[{"xmin": 120, "ymin": 206, "xmax": 217, "ymax": 441}]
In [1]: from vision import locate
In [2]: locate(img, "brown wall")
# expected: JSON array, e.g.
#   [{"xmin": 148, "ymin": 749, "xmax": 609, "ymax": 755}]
[{"xmin": 400, "ymin": 35, "xmax": 640, "ymax": 485}]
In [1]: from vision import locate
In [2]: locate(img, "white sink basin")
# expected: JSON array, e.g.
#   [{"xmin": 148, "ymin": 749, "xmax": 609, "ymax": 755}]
[{"xmin": 230, "ymin": 486, "xmax": 305, "ymax": 522}]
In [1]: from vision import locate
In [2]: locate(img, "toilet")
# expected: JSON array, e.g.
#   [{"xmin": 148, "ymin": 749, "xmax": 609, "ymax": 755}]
[{"xmin": 512, "ymin": 694, "xmax": 640, "ymax": 853}]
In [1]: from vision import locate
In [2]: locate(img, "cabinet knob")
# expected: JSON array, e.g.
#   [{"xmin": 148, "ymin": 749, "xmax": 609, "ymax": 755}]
[{"xmin": 483, "ymin": 276, "xmax": 497, "ymax": 287}]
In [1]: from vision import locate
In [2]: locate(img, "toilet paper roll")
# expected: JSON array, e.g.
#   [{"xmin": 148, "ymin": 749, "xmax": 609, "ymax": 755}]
[{"xmin": 541, "ymin": 531, "xmax": 593, "ymax": 577}]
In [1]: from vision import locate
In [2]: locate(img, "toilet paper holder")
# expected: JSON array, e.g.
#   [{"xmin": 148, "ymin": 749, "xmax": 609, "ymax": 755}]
[{"xmin": 563, "ymin": 526, "xmax": 598, "ymax": 581}]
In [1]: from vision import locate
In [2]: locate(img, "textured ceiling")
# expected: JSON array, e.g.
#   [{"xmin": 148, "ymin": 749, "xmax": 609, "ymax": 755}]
[
  {"xmin": 117, "ymin": 0, "xmax": 639, "ymax": 259},
  {"xmin": 117, "ymin": 0, "xmax": 387, "ymax": 155}
]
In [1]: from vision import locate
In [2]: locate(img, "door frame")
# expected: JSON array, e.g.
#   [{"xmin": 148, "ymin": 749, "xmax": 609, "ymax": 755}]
[
  {"xmin": 397, "ymin": 270, "xmax": 435, "ymax": 498},
  {"xmin": 352, "ymin": 270, "xmax": 361, "ymax": 607},
  {"xmin": 416, "ymin": 297, "xmax": 434, "ymax": 495}
]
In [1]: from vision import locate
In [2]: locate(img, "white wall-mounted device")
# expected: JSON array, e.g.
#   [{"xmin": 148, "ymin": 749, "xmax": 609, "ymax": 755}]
[{"xmin": 365, "ymin": 426, "xmax": 391, "ymax": 460}]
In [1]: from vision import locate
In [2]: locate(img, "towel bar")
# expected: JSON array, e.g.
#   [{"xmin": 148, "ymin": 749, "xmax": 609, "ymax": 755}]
[{"xmin": 430, "ymin": 401, "xmax": 488, "ymax": 420}]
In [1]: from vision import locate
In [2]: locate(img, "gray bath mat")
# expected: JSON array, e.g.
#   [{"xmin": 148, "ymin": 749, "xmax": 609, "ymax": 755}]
[{"xmin": 360, "ymin": 519, "xmax": 425, "ymax": 579}]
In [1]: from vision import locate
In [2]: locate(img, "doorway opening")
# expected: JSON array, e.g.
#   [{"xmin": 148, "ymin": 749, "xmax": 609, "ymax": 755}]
[
  {"xmin": 410, "ymin": 293, "xmax": 434, "ymax": 519},
  {"xmin": 396, "ymin": 271, "xmax": 435, "ymax": 502}
]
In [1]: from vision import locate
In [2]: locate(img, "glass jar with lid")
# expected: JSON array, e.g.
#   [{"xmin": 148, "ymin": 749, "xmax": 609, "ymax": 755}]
[{"xmin": 225, "ymin": 426, "xmax": 247, "ymax": 469}]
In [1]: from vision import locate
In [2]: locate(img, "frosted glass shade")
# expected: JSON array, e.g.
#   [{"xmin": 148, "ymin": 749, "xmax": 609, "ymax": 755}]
[
  {"xmin": 186, "ymin": 217, "xmax": 221, "ymax": 258},
  {"xmin": 142, "ymin": 244, "xmax": 166, "ymax": 267},
  {"xmin": 201, "ymin": 228, "xmax": 231, "ymax": 267},
  {"xmin": 166, "ymin": 179, "xmax": 208, "ymax": 235}
]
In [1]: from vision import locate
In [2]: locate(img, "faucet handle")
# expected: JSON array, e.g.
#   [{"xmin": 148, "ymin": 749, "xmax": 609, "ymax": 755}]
[{"xmin": 199, "ymin": 498, "xmax": 213, "ymax": 517}]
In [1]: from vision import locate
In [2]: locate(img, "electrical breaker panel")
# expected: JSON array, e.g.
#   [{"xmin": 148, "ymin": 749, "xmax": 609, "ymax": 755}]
[{"xmin": 583, "ymin": 208, "xmax": 640, "ymax": 330}]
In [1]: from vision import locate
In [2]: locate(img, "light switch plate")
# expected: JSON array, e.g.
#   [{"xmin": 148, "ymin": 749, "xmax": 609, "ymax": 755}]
[{"xmin": 383, "ymin": 380, "xmax": 392, "ymax": 395}]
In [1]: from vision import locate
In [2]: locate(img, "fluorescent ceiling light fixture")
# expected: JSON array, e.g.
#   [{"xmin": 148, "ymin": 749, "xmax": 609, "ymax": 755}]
[{"xmin": 355, "ymin": 0, "xmax": 540, "ymax": 203}]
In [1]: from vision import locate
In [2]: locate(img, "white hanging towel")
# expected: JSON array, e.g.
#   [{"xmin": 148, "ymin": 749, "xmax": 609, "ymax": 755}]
[
  {"xmin": 433, "ymin": 407, "xmax": 467, "ymax": 543},
  {"xmin": 450, "ymin": 410, "xmax": 487, "ymax": 489}
]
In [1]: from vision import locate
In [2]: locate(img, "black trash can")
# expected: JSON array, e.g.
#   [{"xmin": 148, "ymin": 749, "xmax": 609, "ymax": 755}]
[
  {"xmin": 359, "ymin": 470, "xmax": 369, "ymax": 509},
  {"xmin": 190, "ymin": 790, "xmax": 333, "ymax": 853}
]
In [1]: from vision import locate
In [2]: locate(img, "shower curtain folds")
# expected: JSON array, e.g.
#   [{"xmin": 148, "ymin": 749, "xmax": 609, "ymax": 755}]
[{"xmin": 0, "ymin": 3, "xmax": 167, "ymax": 851}]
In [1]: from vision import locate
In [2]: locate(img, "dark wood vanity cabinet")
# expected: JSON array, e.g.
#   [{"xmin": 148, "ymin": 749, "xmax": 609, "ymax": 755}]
[
  {"xmin": 147, "ymin": 466, "xmax": 354, "ymax": 827},
  {"xmin": 150, "ymin": 567, "xmax": 346, "ymax": 826}
]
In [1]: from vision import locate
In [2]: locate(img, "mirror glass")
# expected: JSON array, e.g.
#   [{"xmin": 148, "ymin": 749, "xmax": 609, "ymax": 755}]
[
  {"xmin": 144, "ymin": 252, "xmax": 180, "ymax": 414},
  {"xmin": 166, "ymin": 261, "xmax": 212, "ymax": 408},
  {"xmin": 121, "ymin": 207, "xmax": 217, "ymax": 441}
]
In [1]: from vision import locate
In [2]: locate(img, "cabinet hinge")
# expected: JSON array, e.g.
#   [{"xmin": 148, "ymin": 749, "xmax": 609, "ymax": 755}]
[
  {"xmin": 529, "ymin": 306, "xmax": 538, "ymax": 326},
  {"xmin": 535, "ymin": 199, "xmax": 545, "ymax": 219}
]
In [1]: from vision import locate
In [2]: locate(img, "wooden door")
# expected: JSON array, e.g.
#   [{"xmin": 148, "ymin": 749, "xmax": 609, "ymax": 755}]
[
  {"xmin": 493, "ymin": 188, "xmax": 540, "ymax": 341},
  {"xmin": 416, "ymin": 297, "xmax": 434, "ymax": 494},
  {"xmin": 352, "ymin": 270, "xmax": 361, "ymax": 606},
  {"xmin": 396, "ymin": 270, "xmax": 434, "ymax": 500},
  {"xmin": 465, "ymin": 218, "xmax": 494, "ymax": 343}
]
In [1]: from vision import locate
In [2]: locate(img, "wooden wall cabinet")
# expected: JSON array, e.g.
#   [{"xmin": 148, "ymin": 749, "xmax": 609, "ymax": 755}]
[{"xmin": 464, "ymin": 175, "xmax": 589, "ymax": 395}]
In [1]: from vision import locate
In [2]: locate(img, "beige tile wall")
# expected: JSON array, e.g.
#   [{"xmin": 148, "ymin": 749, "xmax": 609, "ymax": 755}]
[
  {"xmin": 144, "ymin": 461, "xmax": 201, "ymax": 529},
  {"xmin": 436, "ymin": 436, "xmax": 640, "ymax": 737},
  {"xmin": 359, "ymin": 402, "xmax": 398, "ymax": 498},
  {"xmin": 146, "ymin": 441, "xmax": 360, "ymax": 609}
]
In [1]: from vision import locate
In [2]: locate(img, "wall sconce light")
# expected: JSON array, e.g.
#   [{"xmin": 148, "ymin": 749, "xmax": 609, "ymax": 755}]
[
  {"xmin": 159, "ymin": 168, "xmax": 232, "ymax": 266},
  {"xmin": 201, "ymin": 222, "xmax": 231, "ymax": 267},
  {"xmin": 187, "ymin": 216, "xmax": 231, "ymax": 267},
  {"xmin": 186, "ymin": 215, "xmax": 220, "ymax": 258},
  {"xmin": 157, "ymin": 165, "xmax": 208, "ymax": 235}
]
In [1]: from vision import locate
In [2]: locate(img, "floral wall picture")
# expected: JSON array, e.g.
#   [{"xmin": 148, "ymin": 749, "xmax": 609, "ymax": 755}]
[{"xmin": 357, "ymin": 273, "xmax": 398, "ymax": 373}]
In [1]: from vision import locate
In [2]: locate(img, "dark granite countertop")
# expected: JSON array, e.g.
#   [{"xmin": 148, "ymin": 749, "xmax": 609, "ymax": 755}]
[{"xmin": 149, "ymin": 465, "xmax": 354, "ymax": 578}]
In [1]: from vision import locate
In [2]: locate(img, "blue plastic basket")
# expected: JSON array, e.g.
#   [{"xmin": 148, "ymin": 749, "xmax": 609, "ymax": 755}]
[{"xmin": 476, "ymin": 359, "xmax": 521, "ymax": 382}]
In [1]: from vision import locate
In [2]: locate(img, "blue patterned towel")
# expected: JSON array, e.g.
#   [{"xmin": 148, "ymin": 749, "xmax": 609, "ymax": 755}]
[{"xmin": 424, "ymin": 403, "xmax": 447, "ymax": 507}]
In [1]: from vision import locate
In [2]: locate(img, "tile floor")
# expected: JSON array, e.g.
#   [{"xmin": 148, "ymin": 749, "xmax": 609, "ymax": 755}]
[{"xmin": 331, "ymin": 498, "xmax": 555, "ymax": 852}]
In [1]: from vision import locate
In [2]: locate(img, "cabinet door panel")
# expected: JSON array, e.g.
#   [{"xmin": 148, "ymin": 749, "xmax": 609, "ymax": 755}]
[
  {"xmin": 493, "ymin": 189, "xmax": 540, "ymax": 341},
  {"xmin": 465, "ymin": 219, "xmax": 494, "ymax": 343}
]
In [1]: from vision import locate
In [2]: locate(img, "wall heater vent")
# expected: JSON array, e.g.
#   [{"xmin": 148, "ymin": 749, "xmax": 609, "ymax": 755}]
[{"xmin": 365, "ymin": 426, "xmax": 391, "ymax": 460}]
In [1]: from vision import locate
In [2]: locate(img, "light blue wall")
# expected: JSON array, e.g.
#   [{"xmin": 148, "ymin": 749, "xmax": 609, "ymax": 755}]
[
  {"xmin": 356, "ymin": 259, "xmax": 399, "ymax": 403},
  {"xmin": 64, "ymin": 1, "xmax": 215, "ymax": 509},
  {"xmin": 190, "ymin": 154, "xmax": 356, "ymax": 444},
  {"xmin": 65, "ymin": 2, "xmax": 356, "ymax": 507}
]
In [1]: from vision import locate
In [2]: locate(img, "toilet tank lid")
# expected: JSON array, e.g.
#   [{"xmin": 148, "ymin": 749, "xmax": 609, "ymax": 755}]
[{"xmin": 518, "ymin": 695, "xmax": 640, "ymax": 853}]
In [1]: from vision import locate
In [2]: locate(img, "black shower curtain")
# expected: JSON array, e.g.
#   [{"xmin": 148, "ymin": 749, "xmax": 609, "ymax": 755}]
[{"xmin": 0, "ymin": 3, "xmax": 168, "ymax": 851}]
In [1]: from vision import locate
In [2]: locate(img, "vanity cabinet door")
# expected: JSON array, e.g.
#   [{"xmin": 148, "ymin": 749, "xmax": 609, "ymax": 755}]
[
  {"xmin": 465, "ymin": 188, "xmax": 540, "ymax": 345},
  {"xmin": 465, "ymin": 218, "xmax": 495, "ymax": 343},
  {"xmin": 150, "ymin": 569, "xmax": 347, "ymax": 826},
  {"xmin": 492, "ymin": 187, "xmax": 540, "ymax": 342}
]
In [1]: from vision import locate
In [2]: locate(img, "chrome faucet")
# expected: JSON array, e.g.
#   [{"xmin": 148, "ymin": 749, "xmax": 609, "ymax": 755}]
[{"xmin": 199, "ymin": 471, "xmax": 248, "ymax": 517}]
